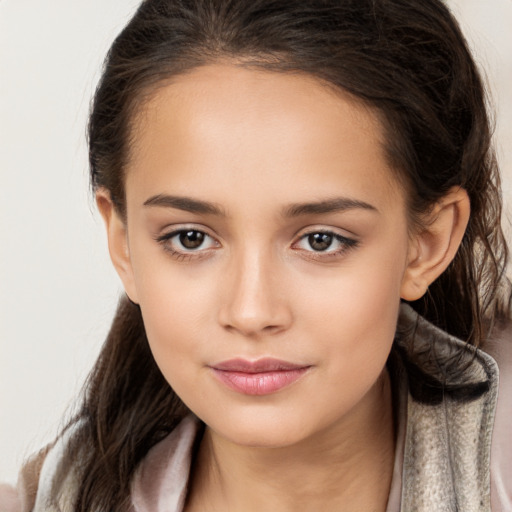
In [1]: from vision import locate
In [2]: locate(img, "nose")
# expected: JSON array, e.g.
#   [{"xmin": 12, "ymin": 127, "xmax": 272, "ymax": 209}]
[{"xmin": 218, "ymin": 248, "xmax": 293, "ymax": 338}]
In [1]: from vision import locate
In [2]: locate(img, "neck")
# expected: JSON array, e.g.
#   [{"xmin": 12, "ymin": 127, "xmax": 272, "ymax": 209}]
[{"xmin": 186, "ymin": 370, "xmax": 395, "ymax": 512}]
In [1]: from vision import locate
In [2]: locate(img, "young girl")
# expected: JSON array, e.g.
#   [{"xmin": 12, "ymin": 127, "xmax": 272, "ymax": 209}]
[{"xmin": 4, "ymin": 0, "xmax": 511, "ymax": 510}]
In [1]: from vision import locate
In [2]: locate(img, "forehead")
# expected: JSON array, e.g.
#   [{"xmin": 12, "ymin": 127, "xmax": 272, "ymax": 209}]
[{"xmin": 126, "ymin": 63, "xmax": 404, "ymax": 213}]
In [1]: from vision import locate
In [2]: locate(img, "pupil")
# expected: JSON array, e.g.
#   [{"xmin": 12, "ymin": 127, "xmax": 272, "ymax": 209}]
[
  {"xmin": 309, "ymin": 233, "xmax": 333, "ymax": 251},
  {"xmin": 180, "ymin": 230, "xmax": 204, "ymax": 249}
]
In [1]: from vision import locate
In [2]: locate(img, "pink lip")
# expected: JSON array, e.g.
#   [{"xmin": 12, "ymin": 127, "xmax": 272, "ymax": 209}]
[{"xmin": 210, "ymin": 358, "xmax": 311, "ymax": 395}]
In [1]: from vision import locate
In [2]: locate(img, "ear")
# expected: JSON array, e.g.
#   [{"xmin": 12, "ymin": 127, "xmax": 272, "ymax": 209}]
[
  {"xmin": 401, "ymin": 186, "xmax": 470, "ymax": 301},
  {"xmin": 96, "ymin": 189, "xmax": 139, "ymax": 304}
]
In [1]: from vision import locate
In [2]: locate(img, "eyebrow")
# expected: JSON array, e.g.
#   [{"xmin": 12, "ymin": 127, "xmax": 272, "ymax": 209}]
[
  {"xmin": 143, "ymin": 194, "xmax": 378, "ymax": 217},
  {"xmin": 283, "ymin": 197, "xmax": 378, "ymax": 217},
  {"xmin": 143, "ymin": 194, "xmax": 226, "ymax": 216}
]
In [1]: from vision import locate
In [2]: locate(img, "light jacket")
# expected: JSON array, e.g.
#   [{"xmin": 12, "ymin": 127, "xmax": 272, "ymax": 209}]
[{"xmin": 4, "ymin": 304, "xmax": 512, "ymax": 511}]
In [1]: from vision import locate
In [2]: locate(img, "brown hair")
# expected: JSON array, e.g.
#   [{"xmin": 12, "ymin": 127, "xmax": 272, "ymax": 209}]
[{"xmin": 53, "ymin": 0, "xmax": 510, "ymax": 509}]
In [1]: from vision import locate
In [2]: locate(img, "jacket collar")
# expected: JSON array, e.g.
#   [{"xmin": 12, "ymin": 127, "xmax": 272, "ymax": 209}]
[{"xmin": 396, "ymin": 304, "xmax": 499, "ymax": 511}]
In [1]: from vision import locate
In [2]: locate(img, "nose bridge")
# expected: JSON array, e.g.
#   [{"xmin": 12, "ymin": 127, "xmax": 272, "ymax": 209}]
[{"xmin": 219, "ymin": 241, "xmax": 290, "ymax": 336}]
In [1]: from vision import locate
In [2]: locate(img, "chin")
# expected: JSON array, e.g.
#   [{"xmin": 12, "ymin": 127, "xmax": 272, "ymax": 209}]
[
  {"xmin": 202, "ymin": 407, "xmax": 320, "ymax": 449},
  {"xmin": 221, "ymin": 427, "xmax": 309, "ymax": 449}
]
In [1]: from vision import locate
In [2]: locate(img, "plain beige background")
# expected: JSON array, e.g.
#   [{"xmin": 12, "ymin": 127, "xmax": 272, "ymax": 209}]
[{"xmin": 1, "ymin": 0, "xmax": 511, "ymax": 484}]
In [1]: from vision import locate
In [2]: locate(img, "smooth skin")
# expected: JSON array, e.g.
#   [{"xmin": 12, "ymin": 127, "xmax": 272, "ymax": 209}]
[{"xmin": 97, "ymin": 63, "xmax": 470, "ymax": 512}]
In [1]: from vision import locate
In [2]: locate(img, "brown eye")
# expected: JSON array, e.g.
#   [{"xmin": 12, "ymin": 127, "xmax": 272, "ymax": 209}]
[
  {"xmin": 156, "ymin": 227, "xmax": 219, "ymax": 258},
  {"xmin": 179, "ymin": 230, "xmax": 205, "ymax": 249},
  {"xmin": 308, "ymin": 233, "xmax": 333, "ymax": 251},
  {"xmin": 293, "ymin": 230, "xmax": 359, "ymax": 258}
]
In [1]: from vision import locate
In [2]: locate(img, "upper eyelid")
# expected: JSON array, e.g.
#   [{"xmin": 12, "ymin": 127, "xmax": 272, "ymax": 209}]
[
  {"xmin": 294, "ymin": 231, "xmax": 356, "ymax": 246},
  {"xmin": 156, "ymin": 224, "xmax": 218, "ymax": 239},
  {"xmin": 293, "ymin": 226, "xmax": 358, "ymax": 241}
]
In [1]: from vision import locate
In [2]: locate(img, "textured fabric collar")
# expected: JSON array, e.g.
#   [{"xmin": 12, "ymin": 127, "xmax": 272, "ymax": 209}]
[{"xmin": 396, "ymin": 305, "xmax": 499, "ymax": 511}]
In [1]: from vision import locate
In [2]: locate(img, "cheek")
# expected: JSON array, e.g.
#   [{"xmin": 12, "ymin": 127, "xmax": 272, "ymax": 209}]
[
  {"xmin": 287, "ymin": 261, "xmax": 402, "ymax": 431},
  {"xmin": 294, "ymin": 238, "xmax": 407, "ymax": 373},
  {"xmin": 296, "ymin": 235, "xmax": 407, "ymax": 331},
  {"xmin": 138, "ymin": 273, "xmax": 214, "ymax": 344},
  {"xmin": 137, "ymin": 280, "xmax": 212, "ymax": 404},
  {"xmin": 128, "ymin": 245, "xmax": 218, "ymax": 374}
]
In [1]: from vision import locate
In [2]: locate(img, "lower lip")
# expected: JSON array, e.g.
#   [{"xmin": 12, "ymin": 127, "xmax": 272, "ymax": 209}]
[{"xmin": 211, "ymin": 368, "xmax": 309, "ymax": 395}]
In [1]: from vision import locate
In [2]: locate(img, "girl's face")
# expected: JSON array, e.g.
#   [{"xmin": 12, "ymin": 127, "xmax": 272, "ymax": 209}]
[{"xmin": 113, "ymin": 64, "xmax": 415, "ymax": 447}]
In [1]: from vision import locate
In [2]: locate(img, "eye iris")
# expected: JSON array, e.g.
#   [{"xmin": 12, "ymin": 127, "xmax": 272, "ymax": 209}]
[
  {"xmin": 308, "ymin": 233, "xmax": 333, "ymax": 251},
  {"xmin": 179, "ymin": 230, "xmax": 205, "ymax": 249}
]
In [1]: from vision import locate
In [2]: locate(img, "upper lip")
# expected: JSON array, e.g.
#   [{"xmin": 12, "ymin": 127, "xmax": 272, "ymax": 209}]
[{"xmin": 211, "ymin": 358, "xmax": 309, "ymax": 373}]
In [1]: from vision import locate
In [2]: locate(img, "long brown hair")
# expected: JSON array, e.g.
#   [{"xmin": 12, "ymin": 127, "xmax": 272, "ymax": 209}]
[{"xmin": 52, "ymin": 0, "xmax": 509, "ymax": 509}]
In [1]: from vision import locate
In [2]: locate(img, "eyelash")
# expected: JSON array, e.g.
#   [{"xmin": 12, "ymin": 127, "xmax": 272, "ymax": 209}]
[
  {"xmin": 155, "ymin": 228, "xmax": 219, "ymax": 261},
  {"xmin": 292, "ymin": 230, "xmax": 359, "ymax": 260},
  {"xmin": 155, "ymin": 227, "xmax": 359, "ymax": 261}
]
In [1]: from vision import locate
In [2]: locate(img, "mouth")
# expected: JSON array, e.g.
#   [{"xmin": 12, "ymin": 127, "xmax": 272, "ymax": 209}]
[{"xmin": 209, "ymin": 358, "xmax": 311, "ymax": 395}]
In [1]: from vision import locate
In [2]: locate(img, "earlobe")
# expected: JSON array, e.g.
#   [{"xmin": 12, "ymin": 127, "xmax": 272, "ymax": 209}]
[
  {"xmin": 96, "ymin": 189, "xmax": 139, "ymax": 304},
  {"xmin": 400, "ymin": 187, "xmax": 470, "ymax": 301}
]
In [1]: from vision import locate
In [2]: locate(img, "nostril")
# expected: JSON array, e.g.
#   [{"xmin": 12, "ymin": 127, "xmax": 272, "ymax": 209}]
[
  {"xmin": 220, "ymin": 314, "xmax": 290, "ymax": 337},
  {"xmin": 262, "ymin": 324, "xmax": 282, "ymax": 334}
]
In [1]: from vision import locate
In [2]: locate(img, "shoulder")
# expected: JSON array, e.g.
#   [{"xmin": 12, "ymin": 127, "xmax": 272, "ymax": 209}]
[
  {"xmin": 1, "ymin": 415, "xmax": 201, "ymax": 512},
  {"xmin": 482, "ymin": 318, "xmax": 512, "ymax": 510},
  {"xmin": 395, "ymin": 304, "xmax": 509, "ymax": 511},
  {"xmin": 1, "ymin": 422, "xmax": 83, "ymax": 512},
  {"xmin": 0, "ymin": 483, "xmax": 21, "ymax": 512},
  {"xmin": 0, "ymin": 443, "xmax": 52, "ymax": 512}
]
